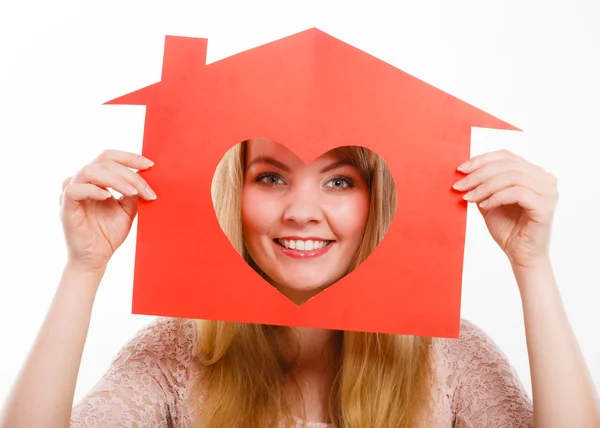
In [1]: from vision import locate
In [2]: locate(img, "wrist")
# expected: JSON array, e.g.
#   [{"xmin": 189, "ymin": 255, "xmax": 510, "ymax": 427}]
[
  {"xmin": 63, "ymin": 261, "xmax": 107, "ymax": 293},
  {"xmin": 510, "ymin": 256, "xmax": 553, "ymax": 275},
  {"xmin": 52, "ymin": 262, "xmax": 106, "ymax": 314},
  {"xmin": 65, "ymin": 260, "xmax": 108, "ymax": 276},
  {"xmin": 511, "ymin": 257, "xmax": 557, "ymax": 297}
]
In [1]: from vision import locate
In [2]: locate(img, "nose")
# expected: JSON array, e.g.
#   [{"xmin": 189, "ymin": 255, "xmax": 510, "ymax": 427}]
[{"xmin": 282, "ymin": 182, "xmax": 324, "ymax": 226}]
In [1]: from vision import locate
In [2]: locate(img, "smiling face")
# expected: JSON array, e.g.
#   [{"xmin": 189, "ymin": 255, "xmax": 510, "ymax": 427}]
[{"xmin": 241, "ymin": 139, "xmax": 371, "ymax": 305}]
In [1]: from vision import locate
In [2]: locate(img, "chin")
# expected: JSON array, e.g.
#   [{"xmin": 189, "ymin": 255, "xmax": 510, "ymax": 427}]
[
  {"xmin": 273, "ymin": 272, "xmax": 340, "ymax": 293},
  {"xmin": 281, "ymin": 280, "xmax": 327, "ymax": 293}
]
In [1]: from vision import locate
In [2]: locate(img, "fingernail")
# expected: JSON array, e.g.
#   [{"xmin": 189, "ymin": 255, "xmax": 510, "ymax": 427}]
[
  {"xmin": 463, "ymin": 190, "xmax": 476, "ymax": 201},
  {"xmin": 124, "ymin": 184, "xmax": 138, "ymax": 195},
  {"xmin": 453, "ymin": 178, "xmax": 468, "ymax": 190},
  {"xmin": 144, "ymin": 186, "xmax": 157, "ymax": 200},
  {"xmin": 457, "ymin": 161, "xmax": 471, "ymax": 172},
  {"xmin": 479, "ymin": 199, "xmax": 489, "ymax": 207},
  {"xmin": 142, "ymin": 157, "xmax": 154, "ymax": 167}
]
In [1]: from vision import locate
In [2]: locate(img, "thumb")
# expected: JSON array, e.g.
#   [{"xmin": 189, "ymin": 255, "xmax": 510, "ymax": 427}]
[
  {"xmin": 117, "ymin": 194, "xmax": 139, "ymax": 221},
  {"xmin": 477, "ymin": 203, "xmax": 490, "ymax": 218}
]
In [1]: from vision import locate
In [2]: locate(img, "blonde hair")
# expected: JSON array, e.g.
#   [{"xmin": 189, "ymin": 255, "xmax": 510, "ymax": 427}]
[{"xmin": 193, "ymin": 141, "xmax": 433, "ymax": 427}]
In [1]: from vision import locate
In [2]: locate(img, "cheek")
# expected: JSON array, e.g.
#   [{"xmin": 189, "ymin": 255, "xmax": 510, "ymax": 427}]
[
  {"xmin": 241, "ymin": 188, "xmax": 280, "ymax": 240},
  {"xmin": 327, "ymin": 193, "xmax": 370, "ymax": 241}
]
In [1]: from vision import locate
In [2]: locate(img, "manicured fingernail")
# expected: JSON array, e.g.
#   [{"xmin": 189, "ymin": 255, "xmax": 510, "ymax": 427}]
[
  {"xmin": 144, "ymin": 186, "xmax": 157, "ymax": 200},
  {"xmin": 463, "ymin": 190, "xmax": 476, "ymax": 201},
  {"xmin": 457, "ymin": 161, "xmax": 471, "ymax": 172},
  {"xmin": 142, "ymin": 157, "xmax": 154, "ymax": 167},
  {"xmin": 124, "ymin": 184, "xmax": 138, "ymax": 195},
  {"xmin": 453, "ymin": 178, "xmax": 468, "ymax": 190},
  {"xmin": 479, "ymin": 199, "xmax": 489, "ymax": 207}
]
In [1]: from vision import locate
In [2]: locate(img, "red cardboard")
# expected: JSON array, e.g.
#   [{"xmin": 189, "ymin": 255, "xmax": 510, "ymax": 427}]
[{"xmin": 105, "ymin": 28, "xmax": 519, "ymax": 337}]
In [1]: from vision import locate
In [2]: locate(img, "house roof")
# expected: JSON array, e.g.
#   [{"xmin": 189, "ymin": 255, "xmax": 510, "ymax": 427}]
[{"xmin": 105, "ymin": 27, "xmax": 519, "ymax": 136}]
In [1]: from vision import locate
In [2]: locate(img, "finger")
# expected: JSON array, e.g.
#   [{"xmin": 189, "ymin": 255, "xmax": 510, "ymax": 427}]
[
  {"xmin": 72, "ymin": 164, "xmax": 154, "ymax": 200},
  {"xmin": 463, "ymin": 171, "xmax": 555, "ymax": 204},
  {"xmin": 102, "ymin": 160, "xmax": 157, "ymax": 200},
  {"xmin": 63, "ymin": 182, "xmax": 113, "ymax": 203},
  {"xmin": 91, "ymin": 149, "xmax": 154, "ymax": 171},
  {"xmin": 454, "ymin": 160, "xmax": 554, "ymax": 200},
  {"xmin": 457, "ymin": 149, "xmax": 529, "ymax": 173},
  {"xmin": 62, "ymin": 176, "xmax": 73, "ymax": 191},
  {"xmin": 61, "ymin": 177, "xmax": 73, "ymax": 205},
  {"xmin": 478, "ymin": 186, "xmax": 553, "ymax": 222}
]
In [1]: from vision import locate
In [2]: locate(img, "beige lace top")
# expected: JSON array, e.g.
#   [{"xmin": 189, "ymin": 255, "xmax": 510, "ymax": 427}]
[{"xmin": 70, "ymin": 317, "xmax": 533, "ymax": 427}]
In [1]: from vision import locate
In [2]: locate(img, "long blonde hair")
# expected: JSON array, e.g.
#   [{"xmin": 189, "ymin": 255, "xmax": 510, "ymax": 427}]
[{"xmin": 193, "ymin": 141, "xmax": 433, "ymax": 427}]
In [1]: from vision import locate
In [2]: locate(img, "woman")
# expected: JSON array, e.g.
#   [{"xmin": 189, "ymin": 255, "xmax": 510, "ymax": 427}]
[{"xmin": 1, "ymin": 139, "xmax": 598, "ymax": 427}]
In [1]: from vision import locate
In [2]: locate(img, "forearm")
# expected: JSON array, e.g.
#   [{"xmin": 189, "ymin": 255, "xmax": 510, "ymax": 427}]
[
  {"xmin": 514, "ymin": 259, "xmax": 600, "ymax": 428},
  {"xmin": 0, "ymin": 263, "xmax": 105, "ymax": 428}
]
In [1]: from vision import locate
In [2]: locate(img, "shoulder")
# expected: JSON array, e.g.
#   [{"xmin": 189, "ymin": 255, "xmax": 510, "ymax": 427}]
[
  {"xmin": 433, "ymin": 319, "xmax": 512, "ymax": 381},
  {"xmin": 433, "ymin": 318, "xmax": 508, "ymax": 366},
  {"xmin": 431, "ymin": 319, "xmax": 532, "ymax": 421},
  {"xmin": 451, "ymin": 318, "xmax": 527, "ymax": 387},
  {"xmin": 109, "ymin": 317, "xmax": 199, "ymax": 405},
  {"xmin": 457, "ymin": 317, "xmax": 498, "ymax": 345},
  {"xmin": 71, "ymin": 318, "xmax": 199, "ymax": 426},
  {"xmin": 120, "ymin": 316, "xmax": 197, "ymax": 362},
  {"xmin": 430, "ymin": 318, "xmax": 516, "ymax": 397},
  {"xmin": 456, "ymin": 318, "xmax": 504, "ymax": 357}
]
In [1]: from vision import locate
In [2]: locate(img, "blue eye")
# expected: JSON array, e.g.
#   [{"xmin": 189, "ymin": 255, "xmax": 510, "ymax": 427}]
[
  {"xmin": 324, "ymin": 176, "xmax": 355, "ymax": 191},
  {"xmin": 254, "ymin": 173, "xmax": 286, "ymax": 186}
]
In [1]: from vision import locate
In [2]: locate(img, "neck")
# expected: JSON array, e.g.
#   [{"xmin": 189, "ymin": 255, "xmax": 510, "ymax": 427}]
[
  {"xmin": 284, "ymin": 326, "xmax": 339, "ymax": 422},
  {"xmin": 286, "ymin": 326, "xmax": 339, "ymax": 370}
]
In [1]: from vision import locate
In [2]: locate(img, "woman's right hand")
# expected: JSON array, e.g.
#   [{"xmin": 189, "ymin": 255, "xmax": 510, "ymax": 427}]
[{"xmin": 60, "ymin": 149, "xmax": 157, "ymax": 272}]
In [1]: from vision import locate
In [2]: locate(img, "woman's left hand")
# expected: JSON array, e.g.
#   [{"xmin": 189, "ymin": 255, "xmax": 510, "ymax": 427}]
[{"xmin": 453, "ymin": 149, "xmax": 559, "ymax": 270}]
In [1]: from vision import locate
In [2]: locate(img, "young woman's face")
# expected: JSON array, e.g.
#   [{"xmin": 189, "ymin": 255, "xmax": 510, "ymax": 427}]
[{"xmin": 242, "ymin": 139, "xmax": 370, "ymax": 304}]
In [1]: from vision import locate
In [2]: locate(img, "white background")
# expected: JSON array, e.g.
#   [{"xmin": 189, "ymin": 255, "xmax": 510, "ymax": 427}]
[{"xmin": 1, "ymin": 0, "xmax": 599, "ymax": 405}]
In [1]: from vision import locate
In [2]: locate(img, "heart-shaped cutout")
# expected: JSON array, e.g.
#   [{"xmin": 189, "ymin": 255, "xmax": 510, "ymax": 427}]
[{"xmin": 211, "ymin": 138, "xmax": 397, "ymax": 306}]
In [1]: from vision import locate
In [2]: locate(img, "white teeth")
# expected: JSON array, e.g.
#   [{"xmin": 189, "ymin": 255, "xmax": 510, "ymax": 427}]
[{"xmin": 277, "ymin": 239, "xmax": 329, "ymax": 251}]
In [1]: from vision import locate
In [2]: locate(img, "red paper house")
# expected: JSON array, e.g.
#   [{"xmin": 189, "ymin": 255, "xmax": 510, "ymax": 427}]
[{"xmin": 106, "ymin": 28, "xmax": 518, "ymax": 338}]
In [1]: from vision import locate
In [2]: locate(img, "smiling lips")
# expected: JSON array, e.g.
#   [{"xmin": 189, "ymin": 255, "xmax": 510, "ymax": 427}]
[
  {"xmin": 274, "ymin": 238, "xmax": 334, "ymax": 258},
  {"xmin": 277, "ymin": 238, "xmax": 330, "ymax": 251}
]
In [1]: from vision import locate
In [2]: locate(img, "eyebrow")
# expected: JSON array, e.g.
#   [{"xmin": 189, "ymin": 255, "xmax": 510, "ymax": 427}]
[
  {"xmin": 247, "ymin": 156, "xmax": 291, "ymax": 172},
  {"xmin": 246, "ymin": 156, "xmax": 353, "ymax": 174},
  {"xmin": 319, "ymin": 159, "xmax": 353, "ymax": 173}
]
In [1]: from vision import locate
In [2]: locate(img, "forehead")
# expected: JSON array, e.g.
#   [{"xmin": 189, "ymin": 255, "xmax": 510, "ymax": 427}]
[{"xmin": 245, "ymin": 138, "xmax": 340, "ymax": 166}]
